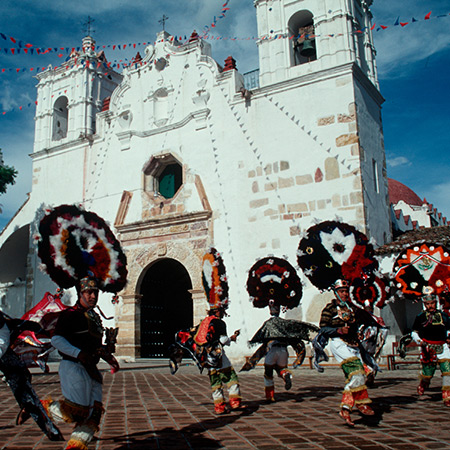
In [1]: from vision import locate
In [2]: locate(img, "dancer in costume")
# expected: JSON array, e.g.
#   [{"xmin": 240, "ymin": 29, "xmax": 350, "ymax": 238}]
[
  {"xmin": 200, "ymin": 248, "xmax": 244, "ymax": 414},
  {"xmin": 36, "ymin": 204, "xmax": 127, "ymax": 450},
  {"xmin": 169, "ymin": 248, "xmax": 243, "ymax": 415},
  {"xmin": 241, "ymin": 256, "xmax": 318, "ymax": 402},
  {"xmin": 201, "ymin": 304, "xmax": 243, "ymax": 414},
  {"xmin": 411, "ymin": 290, "xmax": 450, "ymax": 405},
  {"xmin": 392, "ymin": 242, "xmax": 450, "ymax": 406},
  {"xmin": 0, "ymin": 310, "xmax": 64, "ymax": 441},
  {"xmin": 350, "ymin": 278, "xmax": 388, "ymax": 386},
  {"xmin": 298, "ymin": 220, "xmax": 381, "ymax": 426},
  {"xmin": 320, "ymin": 280, "xmax": 376, "ymax": 425}
]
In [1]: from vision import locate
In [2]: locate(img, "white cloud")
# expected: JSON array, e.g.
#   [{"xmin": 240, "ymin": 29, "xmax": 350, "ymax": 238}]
[
  {"xmin": 421, "ymin": 181, "xmax": 450, "ymax": 220},
  {"xmin": 387, "ymin": 156, "xmax": 412, "ymax": 168},
  {"xmin": 371, "ymin": 1, "xmax": 450, "ymax": 77}
]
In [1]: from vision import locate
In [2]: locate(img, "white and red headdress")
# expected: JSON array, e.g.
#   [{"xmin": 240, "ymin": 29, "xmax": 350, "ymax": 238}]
[
  {"xmin": 37, "ymin": 204, "xmax": 128, "ymax": 294},
  {"xmin": 246, "ymin": 257, "xmax": 302, "ymax": 310},
  {"xmin": 392, "ymin": 242, "xmax": 450, "ymax": 301},
  {"xmin": 202, "ymin": 248, "xmax": 229, "ymax": 311}
]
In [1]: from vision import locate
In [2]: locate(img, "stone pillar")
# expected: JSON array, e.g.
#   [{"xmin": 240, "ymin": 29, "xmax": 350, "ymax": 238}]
[
  {"xmin": 116, "ymin": 293, "xmax": 142, "ymax": 360},
  {"xmin": 190, "ymin": 289, "xmax": 208, "ymax": 325}
]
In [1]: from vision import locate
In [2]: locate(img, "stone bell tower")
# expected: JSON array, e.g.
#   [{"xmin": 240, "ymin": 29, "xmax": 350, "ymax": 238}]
[
  {"xmin": 254, "ymin": 0, "xmax": 378, "ymax": 88},
  {"xmin": 33, "ymin": 35, "xmax": 123, "ymax": 153}
]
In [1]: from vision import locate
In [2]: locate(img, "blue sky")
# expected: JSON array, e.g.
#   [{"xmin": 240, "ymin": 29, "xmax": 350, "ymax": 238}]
[{"xmin": 0, "ymin": 0, "xmax": 449, "ymax": 231}]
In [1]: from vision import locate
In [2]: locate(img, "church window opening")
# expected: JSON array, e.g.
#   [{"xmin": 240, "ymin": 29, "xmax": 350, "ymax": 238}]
[
  {"xmin": 372, "ymin": 158, "xmax": 379, "ymax": 193},
  {"xmin": 143, "ymin": 154, "xmax": 183, "ymax": 200},
  {"xmin": 52, "ymin": 96, "xmax": 68, "ymax": 141},
  {"xmin": 288, "ymin": 11, "xmax": 317, "ymax": 66},
  {"xmin": 154, "ymin": 88, "xmax": 169, "ymax": 127}
]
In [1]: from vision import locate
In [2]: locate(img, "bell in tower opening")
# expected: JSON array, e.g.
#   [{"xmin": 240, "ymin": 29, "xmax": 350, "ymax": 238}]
[{"xmin": 290, "ymin": 12, "xmax": 317, "ymax": 65}]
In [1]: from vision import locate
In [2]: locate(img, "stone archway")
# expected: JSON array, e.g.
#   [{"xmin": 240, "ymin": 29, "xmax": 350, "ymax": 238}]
[{"xmin": 139, "ymin": 258, "xmax": 193, "ymax": 358}]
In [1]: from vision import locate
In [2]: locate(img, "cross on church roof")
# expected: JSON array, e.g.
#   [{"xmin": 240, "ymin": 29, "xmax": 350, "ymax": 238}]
[
  {"xmin": 83, "ymin": 16, "xmax": 95, "ymax": 36},
  {"xmin": 159, "ymin": 14, "xmax": 169, "ymax": 31}
]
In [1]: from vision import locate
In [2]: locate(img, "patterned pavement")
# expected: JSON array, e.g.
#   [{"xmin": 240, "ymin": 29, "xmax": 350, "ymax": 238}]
[{"xmin": 1, "ymin": 362, "xmax": 450, "ymax": 450}]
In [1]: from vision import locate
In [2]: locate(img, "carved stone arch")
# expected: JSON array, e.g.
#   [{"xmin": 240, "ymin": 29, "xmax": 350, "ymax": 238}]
[
  {"xmin": 52, "ymin": 96, "xmax": 69, "ymax": 141},
  {"xmin": 288, "ymin": 10, "xmax": 317, "ymax": 66}
]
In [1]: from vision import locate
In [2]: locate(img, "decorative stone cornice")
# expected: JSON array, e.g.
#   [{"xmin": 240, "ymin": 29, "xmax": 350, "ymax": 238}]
[
  {"xmin": 115, "ymin": 108, "xmax": 210, "ymax": 142},
  {"xmin": 117, "ymin": 210, "xmax": 212, "ymax": 235}
]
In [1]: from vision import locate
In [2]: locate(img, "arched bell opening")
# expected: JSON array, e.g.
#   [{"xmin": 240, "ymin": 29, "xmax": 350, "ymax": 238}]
[
  {"xmin": 138, "ymin": 258, "xmax": 193, "ymax": 358},
  {"xmin": 288, "ymin": 10, "xmax": 317, "ymax": 66},
  {"xmin": 52, "ymin": 96, "xmax": 69, "ymax": 141}
]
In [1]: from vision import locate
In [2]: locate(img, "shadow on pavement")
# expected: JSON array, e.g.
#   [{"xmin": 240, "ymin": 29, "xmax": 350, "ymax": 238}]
[{"xmin": 98, "ymin": 428, "xmax": 223, "ymax": 449}]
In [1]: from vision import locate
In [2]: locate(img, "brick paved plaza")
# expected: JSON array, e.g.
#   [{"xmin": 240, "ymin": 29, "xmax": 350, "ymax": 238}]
[{"xmin": 1, "ymin": 363, "xmax": 450, "ymax": 450}]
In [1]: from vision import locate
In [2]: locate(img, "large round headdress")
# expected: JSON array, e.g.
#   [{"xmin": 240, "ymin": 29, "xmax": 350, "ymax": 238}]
[
  {"xmin": 246, "ymin": 257, "xmax": 302, "ymax": 310},
  {"xmin": 202, "ymin": 248, "xmax": 229, "ymax": 310},
  {"xmin": 392, "ymin": 242, "xmax": 450, "ymax": 298},
  {"xmin": 37, "ymin": 204, "xmax": 128, "ymax": 293},
  {"xmin": 350, "ymin": 277, "xmax": 387, "ymax": 310},
  {"xmin": 297, "ymin": 220, "xmax": 378, "ymax": 291}
]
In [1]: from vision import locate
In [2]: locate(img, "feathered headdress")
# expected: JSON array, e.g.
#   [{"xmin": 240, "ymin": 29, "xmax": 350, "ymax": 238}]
[
  {"xmin": 202, "ymin": 248, "xmax": 229, "ymax": 310},
  {"xmin": 37, "ymin": 204, "xmax": 128, "ymax": 293},
  {"xmin": 297, "ymin": 220, "xmax": 378, "ymax": 291},
  {"xmin": 246, "ymin": 257, "xmax": 302, "ymax": 310},
  {"xmin": 392, "ymin": 242, "xmax": 450, "ymax": 299},
  {"xmin": 350, "ymin": 277, "xmax": 387, "ymax": 310}
]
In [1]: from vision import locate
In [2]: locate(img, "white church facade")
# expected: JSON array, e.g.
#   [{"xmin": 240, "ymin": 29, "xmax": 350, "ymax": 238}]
[{"xmin": 0, "ymin": 0, "xmax": 392, "ymax": 360}]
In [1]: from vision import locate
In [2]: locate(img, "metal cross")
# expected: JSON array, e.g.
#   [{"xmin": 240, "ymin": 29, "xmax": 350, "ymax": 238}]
[
  {"xmin": 83, "ymin": 16, "xmax": 95, "ymax": 36},
  {"xmin": 159, "ymin": 15, "xmax": 169, "ymax": 31}
]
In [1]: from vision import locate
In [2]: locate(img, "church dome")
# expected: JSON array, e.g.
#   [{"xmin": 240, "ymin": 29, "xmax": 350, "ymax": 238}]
[{"xmin": 388, "ymin": 178, "xmax": 424, "ymax": 206}]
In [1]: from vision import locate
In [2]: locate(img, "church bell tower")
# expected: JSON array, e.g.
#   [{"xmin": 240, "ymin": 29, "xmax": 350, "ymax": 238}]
[
  {"xmin": 254, "ymin": 0, "xmax": 378, "ymax": 87},
  {"xmin": 33, "ymin": 36, "xmax": 122, "ymax": 153}
]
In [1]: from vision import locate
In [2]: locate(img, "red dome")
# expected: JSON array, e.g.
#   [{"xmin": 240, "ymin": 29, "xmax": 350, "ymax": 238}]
[{"xmin": 388, "ymin": 178, "xmax": 424, "ymax": 206}]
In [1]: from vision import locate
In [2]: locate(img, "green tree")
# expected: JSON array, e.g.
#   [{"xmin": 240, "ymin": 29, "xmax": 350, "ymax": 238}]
[{"xmin": 0, "ymin": 149, "xmax": 17, "ymax": 195}]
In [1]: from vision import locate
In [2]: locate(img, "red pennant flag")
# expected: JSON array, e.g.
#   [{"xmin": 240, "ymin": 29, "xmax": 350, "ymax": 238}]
[
  {"xmin": 133, "ymin": 43, "xmax": 136, "ymax": 48},
  {"xmin": 25, "ymin": 43, "xmax": 33, "ymax": 48},
  {"xmin": 424, "ymin": 11, "xmax": 431, "ymax": 20},
  {"xmin": 24, "ymin": 49, "xmax": 28, "ymax": 54},
  {"xmin": 123, "ymin": 44, "xmax": 127, "ymax": 49},
  {"xmin": 19, "ymin": 106, "xmax": 22, "ymax": 110},
  {"xmin": 400, "ymin": 22, "xmax": 409, "ymax": 27},
  {"xmin": 58, "ymin": 54, "xmax": 63, "ymax": 57},
  {"xmin": 30, "ymin": 68, "xmax": 33, "ymax": 71},
  {"xmin": 35, "ymin": 101, "xmax": 38, "ymax": 105},
  {"xmin": 10, "ymin": 37, "xmax": 16, "ymax": 43},
  {"xmin": 113, "ymin": 45, "xmax": 116, "ymax": 50},
  {"xmin": 16, "ymin": 68, "xmax": 20, "ymax": 72},
  {"xmin": 11, "ymin": 48, "xmax": 15, "ymax": 54},
  {"xmin": 371, "ymin": 23, "xmax": 376, "ymax": 30},
  {"xmin": 380, "ymin": 25, "xmax": 388, "ymax": 30},
  {"xmin": 3, "ymin": 112, "xmax": 6, "ymax": 115}
]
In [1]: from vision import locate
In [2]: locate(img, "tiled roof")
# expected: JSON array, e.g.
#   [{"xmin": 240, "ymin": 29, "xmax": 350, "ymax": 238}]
[{"xmin": 375, "ymin": 225, "xmax": 450, "ymax": 256}]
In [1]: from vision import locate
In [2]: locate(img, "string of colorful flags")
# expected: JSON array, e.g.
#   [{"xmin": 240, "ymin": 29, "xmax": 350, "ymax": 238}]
[
  {"xmin": 1, "ymin": 8, "xmax": 449, "ymax": 116},
  {"xmin": 0, "ymin": 9, "xmax": 447, "ymax": 56}
]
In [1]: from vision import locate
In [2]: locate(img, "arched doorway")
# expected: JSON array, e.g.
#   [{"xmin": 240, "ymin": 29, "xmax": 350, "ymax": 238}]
[{"xmin": 139, "ymin": 258, "xmax": 193, "ymax": 358}]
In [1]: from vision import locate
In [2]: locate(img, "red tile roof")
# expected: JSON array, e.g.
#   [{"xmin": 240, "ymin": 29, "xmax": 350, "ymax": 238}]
[{"xmin": 375, "ymin": 225, "xmax": 450, "ymax": 255}]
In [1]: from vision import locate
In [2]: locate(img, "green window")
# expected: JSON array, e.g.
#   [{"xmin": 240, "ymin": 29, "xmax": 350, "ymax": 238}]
[{"xmin": 158, "ymin": 163, "xmax": 182, "ymax": 199}]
